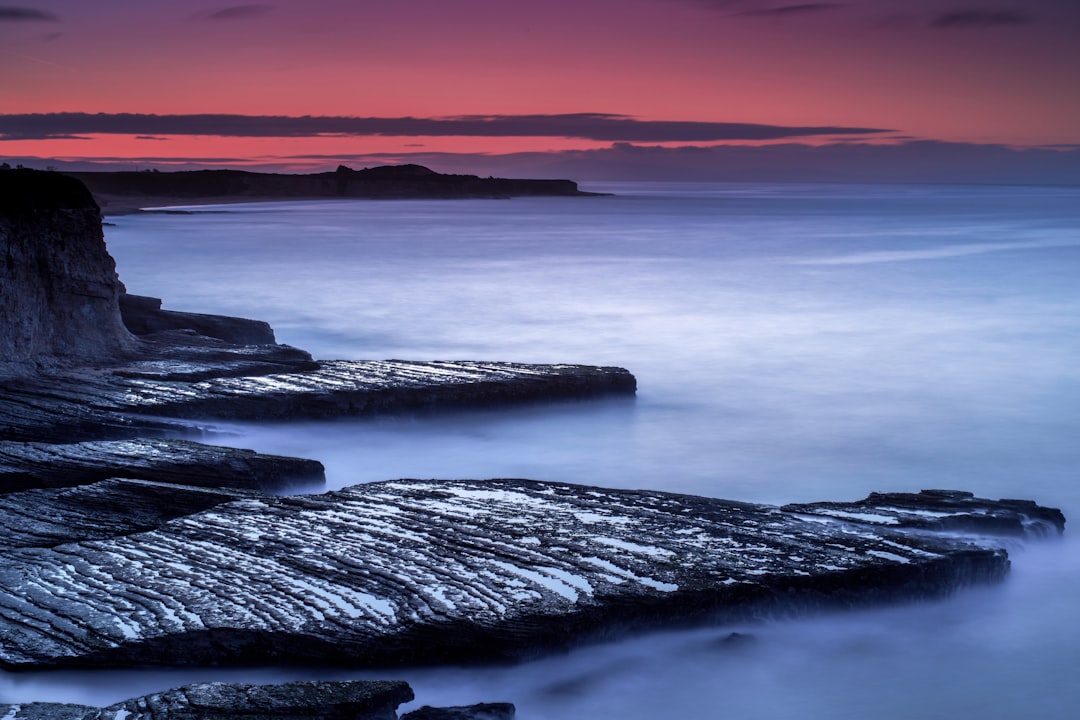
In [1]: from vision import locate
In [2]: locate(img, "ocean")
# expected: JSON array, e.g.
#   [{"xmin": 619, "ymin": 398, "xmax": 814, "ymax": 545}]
[{"xmin": 4, "ymin": 182, "xmax": 1078, "ymax": 717}]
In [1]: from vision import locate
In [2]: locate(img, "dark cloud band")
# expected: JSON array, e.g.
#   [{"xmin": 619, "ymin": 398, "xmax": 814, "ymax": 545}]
[
  {"xmin": 931, "ymin": 10, "xmax": 1030, "ymax": 28},
  {"xmin": 0, "ymin": 112, "xmax": 889, "ymax": 142},
  {"xmin": 0, "ymin": 6, "xmax": 60, "ymax": 21}
]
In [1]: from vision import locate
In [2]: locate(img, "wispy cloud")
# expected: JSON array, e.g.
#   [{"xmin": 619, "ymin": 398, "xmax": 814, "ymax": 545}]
[
  {"xmin": 0, "ymin": 112, "xmax": 890, "ymax": 142},
  {"xmin": 195, "ymin": 4, "xmax": 276, "ymax": 21},
  {"xmin": 931, "ymin": 9, "xmax": 1030, "ymax": 28},
  {"xmin": 740, "ymin": 3, "xmax": 846, "ymax": 18},
  {"xmin": 0, "ymin": 6, "xmax": 60, "ymax": 22}
]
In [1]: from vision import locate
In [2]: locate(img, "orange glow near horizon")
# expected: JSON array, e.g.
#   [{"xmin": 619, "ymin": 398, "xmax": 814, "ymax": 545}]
[{"xmin": 2, "ymin": 0, "xmax": 1079, "ymax": 169}]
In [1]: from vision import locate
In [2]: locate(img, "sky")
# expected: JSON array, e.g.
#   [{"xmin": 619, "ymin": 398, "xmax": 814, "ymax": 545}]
[{"xmin": 2, "ymin": 0, "xmax": 1079, "ymax": 181}]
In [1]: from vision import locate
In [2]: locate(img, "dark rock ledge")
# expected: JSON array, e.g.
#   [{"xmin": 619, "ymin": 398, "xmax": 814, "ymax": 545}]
[
  {"xmin": 0, "ymin": 679, "xmax": 515, "ymax": 720},
  {"xmin": 0, "ymin": 479, "xmax": 1063, "ymax": 670}
]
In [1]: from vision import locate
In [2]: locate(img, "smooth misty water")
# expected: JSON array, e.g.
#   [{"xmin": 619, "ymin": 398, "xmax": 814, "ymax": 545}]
[{"xmin": 4, "ymin": 183, "xmax": 1079, "ymax": 717}]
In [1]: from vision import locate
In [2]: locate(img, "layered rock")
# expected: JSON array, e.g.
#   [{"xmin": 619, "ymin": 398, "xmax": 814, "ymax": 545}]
[
  {"xmin": 0, "ymin": 479, "xmax": 1061, "ymax": 670},
  {"xmin": 0, "ymin": 439, "xmax": 325, "ymax": 493},
  {"xmin": 120, "ymin": 293, "xmax": 278, "ymax": 346},
  {"xmin": 0, "ymin": 680, "xmax": 514, "ymax": 720},
  {"xmin": 0, "ymin": 169, "xmax": 136, "ymax": 376},
  {"xmin": 0, "ymin": 680, "xmax": 415, "ymax": 720},
  {"xmin": 0, "ymin": 359, "xmax": 635, "ymax": 443}
]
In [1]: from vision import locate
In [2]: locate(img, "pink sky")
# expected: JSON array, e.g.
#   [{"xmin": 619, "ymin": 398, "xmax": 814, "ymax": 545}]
[{"xmin": 2, "ymin": 0, "xmax": 1079, "ymax": 174}]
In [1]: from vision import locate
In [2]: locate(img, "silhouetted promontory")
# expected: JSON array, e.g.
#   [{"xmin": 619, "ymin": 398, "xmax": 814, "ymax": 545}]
[{"xmin": 66, "ymin": 164, "xmax": 598, "ymax": 213}]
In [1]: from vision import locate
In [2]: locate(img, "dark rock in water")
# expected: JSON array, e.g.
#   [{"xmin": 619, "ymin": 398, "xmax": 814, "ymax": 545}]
[
  {"xmin": 0, "ymin": 478, "xmax": 257, "ymax": 549},
  {"xmin": 0, "ymin": 439, "xmax": 325, "ymax": 492},
  {"xmin": 0, "ymin": 169, "xmax": 136, "ymax": 376},
  {"xmin": 784, "ymin": 489, "xmax": 1066, "ymax": 538},
  {"xmin": 0, "ymin": 680, "xmax": 414, "ymax": 719},
  {"xmin": 120, "ymin": 293, "xmax": 278, "ymax": 346},
  {"xmin": 401, "ymin": 703, "xmax": 516, "ymax": 720},
  {"xmin": 716, "ymin": 631, "xmax": 756, "ymax": 648},
  {"xmin": 0, "ymin": 479, "xmax": 1060, "ymax": 670},
  {"xmin": 0, "ymin": 359, "xmax": 635, "ymax": 442}
]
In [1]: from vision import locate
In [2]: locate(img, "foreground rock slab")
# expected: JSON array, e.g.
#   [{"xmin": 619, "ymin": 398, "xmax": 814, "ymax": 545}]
[
  {"xmin": 0, "ymin": 480, "xmax": 1062, "ymax": 669},
  {"xmin": 0, "ymin": 680, "xmax": 417, "ymax": 720}
]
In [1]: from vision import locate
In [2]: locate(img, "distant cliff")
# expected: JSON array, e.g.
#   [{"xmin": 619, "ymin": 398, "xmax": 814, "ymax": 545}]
[
  {"xmin": 67, "ymin": 164, "xmax": 595, "ymax": 212},
  {"xmin": 0, "ymin": 169, "xmax": 136, "ymax": 376}
]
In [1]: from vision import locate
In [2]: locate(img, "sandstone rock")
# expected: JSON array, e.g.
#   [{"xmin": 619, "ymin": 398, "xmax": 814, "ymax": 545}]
[{"xmin": 0, "ymin": 479, "xmax": 1059, "ymax": 670}]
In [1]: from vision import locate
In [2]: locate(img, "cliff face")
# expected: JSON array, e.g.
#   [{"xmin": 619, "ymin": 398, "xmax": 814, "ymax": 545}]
[{"xmin": 0, "ymin": 170, "xmax": 136, "ymax": 376}]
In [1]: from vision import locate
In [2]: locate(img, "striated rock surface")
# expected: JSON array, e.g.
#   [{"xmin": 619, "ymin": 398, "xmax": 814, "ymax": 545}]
[
  {"xmin": 0, "ymin": 680, "xmax": 415, "ymax": 720},
  {"xmin": 0, "ymin": 480, "xmax": 1061, "ymax": 670},
  {"xmin": 0, "ymin": 169, "xmax": 136, "ymax": 376},
  {"xmin": 0, "ymin": 360, "xmax": 635, "ymax": 442},
  {"xmin": 0, "ymin": 478, "xmax": 256, "ymax": 550},
  {"xmin": 0, "ymin": 439, "xmax": 325, "ymax": 492}
]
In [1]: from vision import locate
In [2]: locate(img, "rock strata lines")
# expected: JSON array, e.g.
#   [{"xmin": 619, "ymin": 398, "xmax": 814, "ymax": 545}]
[{"xmin": 0, "ymin": 479, "xmax": 1058, "ymax": 670}]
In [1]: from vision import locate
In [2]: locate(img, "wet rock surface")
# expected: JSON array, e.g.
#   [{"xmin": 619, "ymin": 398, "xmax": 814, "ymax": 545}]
[
  {"xmin": 0, "ymin": 439, "xmax": 325, "ymax": 492},
  {"xmin": 0, "ymin": 478, "xmax": 257, "ymax": 550},
  {"xmin": 0, "ymin": 680, "xmax": 418, "ymax": 719},
  {"xmin": 0, "ymin": 478, "xmax": 1060, "ymax": 670},
  {"xmin": 0, "ymin": 358, "xmax": 636, "ymax": 443}
]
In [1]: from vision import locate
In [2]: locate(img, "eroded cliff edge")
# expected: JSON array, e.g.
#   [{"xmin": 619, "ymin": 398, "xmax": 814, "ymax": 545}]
[
  {"xmin": 0, "ymin": 169, "xmax": 136, "ymax": 375},
  {"xmin": 1, "ymin": 169, "xmax": 634, "ymax": 491}
]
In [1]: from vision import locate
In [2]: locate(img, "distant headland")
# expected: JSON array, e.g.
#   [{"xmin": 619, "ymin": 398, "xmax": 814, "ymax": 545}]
[{"xmin": 62, "ymin": 163, "xmax": 601, "ymax": 214}]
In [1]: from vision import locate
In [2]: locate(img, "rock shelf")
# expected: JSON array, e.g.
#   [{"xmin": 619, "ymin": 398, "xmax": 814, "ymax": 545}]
[{"xmin": 0, "ymin": 479, "xmax": 1061, "ymax": 670}]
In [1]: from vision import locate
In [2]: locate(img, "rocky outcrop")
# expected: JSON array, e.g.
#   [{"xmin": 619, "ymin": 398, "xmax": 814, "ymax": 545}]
[
  {"xmin": 0, "ymin": 479, "xmax": 1061, "ymax": 670},
  {"xmin": 0, "ymin": 359, "xmax": 635, "ymax": 443},
  {"xmin": 0, "ymin": 680, "xmax": 514, "ymax": 720},
  {"xmin": 0, "ymin": 440, "xmax": 324, "ymax": 493},
  {"xmin": 402, "ymin": 704, "xmax": 516, "ymax": 720},
  {"xmin": 0, "ymin": 478, "xmax": 256, "ymax": 549},
  {"xmin": 0, "ymin": 169, "xmax": 136, "ymax": 376},
  {"xmin": 0, "ymin": 680, "xmax": 415, "ymax": 719},
  {"xmin": 120, "ymin": 293, "xmax": 278, "ymax": 345}
]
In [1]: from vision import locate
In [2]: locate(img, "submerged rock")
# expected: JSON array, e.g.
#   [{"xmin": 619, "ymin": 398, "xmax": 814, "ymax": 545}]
[
  {"xmin": 0, "ymin": 479, "xmax": 1061, "ymax": 670},
  {"xmin": 401, "ymin": 703, "xmax": 516, "ymax": 720}
]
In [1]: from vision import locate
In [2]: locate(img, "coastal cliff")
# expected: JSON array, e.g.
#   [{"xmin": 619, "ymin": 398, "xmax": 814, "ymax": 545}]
[{"xmin": 0, "ymin": 169, "xmax": 136, "ymax": 375}]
